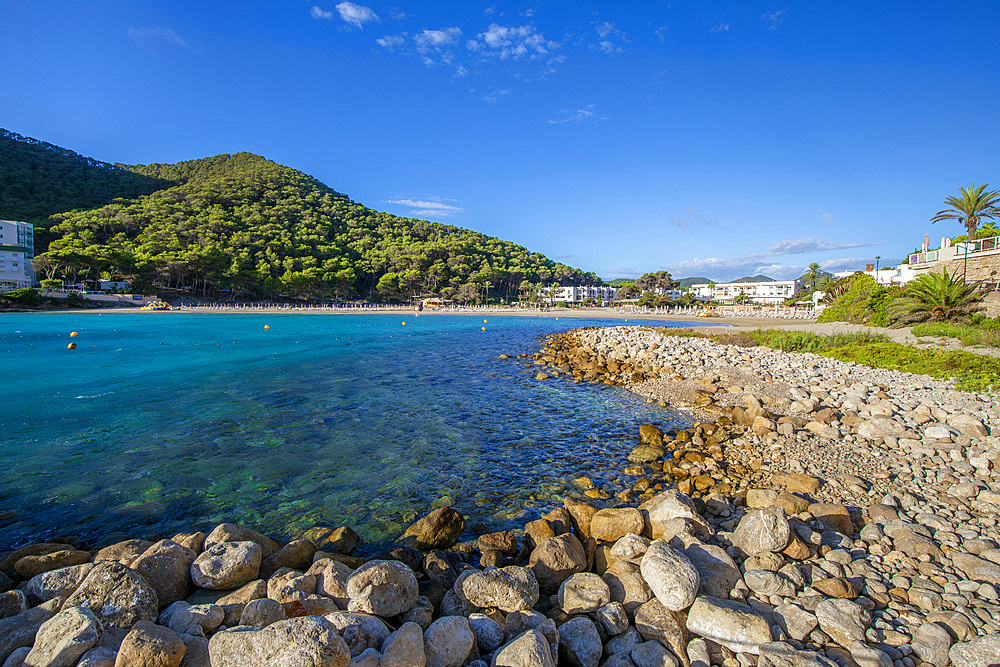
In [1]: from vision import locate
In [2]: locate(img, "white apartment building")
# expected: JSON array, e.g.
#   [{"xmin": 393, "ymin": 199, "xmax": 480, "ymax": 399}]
[
  {"xmin": 543, "ymin": 285, "xmax": 618, "ymax": 303},
  {"xmin": 0, "ymin": 220, "xmax": 34, "ymax": 292},
  {"xmin": 688, "ymin": 280, "xmax": 803, "ymax": 304}
]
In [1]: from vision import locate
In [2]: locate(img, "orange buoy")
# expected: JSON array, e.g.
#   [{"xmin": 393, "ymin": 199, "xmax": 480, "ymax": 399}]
[
  {"xmin": 69, "ymin": 331, "xmax": 78, "ymax": 337},
  {"xmin": 481, "ymin": 327, "xmax": 486, "ymax": 331},
  {"xmin": 264, "ymin": 325, "xmax": 270, "ymax": 330},
  {"xmin": 67, "ymin": 342, "xmax": 77, "ymax": 349},
  {"xmin": 402, "ymin": 321, "xmax": 406, "ymax": 325},
  {"xmin": 484, "ymin": 319, "xmax": 487, "ymax": 323}
]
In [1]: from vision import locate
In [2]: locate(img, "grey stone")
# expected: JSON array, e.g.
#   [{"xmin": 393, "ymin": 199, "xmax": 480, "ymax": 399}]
[
  {"xmin": 381, "ymin": 622, "xmax": 426, "ymax": 667},
  {"xmin": 949, "ymin": 633, "xmax": 1000, "ymax": 667},
  {"xmin": 558, "ymin": 616, "xmax": 602, "ymax": 667},
  {"xmin": 815, "ymin": 598, "xmax": 869, "ymax": 648},
  {"xmin": 732, "ymin": 507, "xmax": 791, "ymax": 556},
  {"xmin": 469, "ymin": 614, "xmax": 504, "ymax": 654},
  {"xmin": 910, "ymin": 622, "xmax": 954, "ymax": 667},
  {"xmin": 681, "ymin": 542, "xmax": 742, "ymax": 599},
  {"xmin": 208, "ymin": 616, "xmax": 349, "ymax": 666},
  {"xmin": 491, "ymin": 630, "xmax": 554, "ymax": 667},
  {"xmin": 456, "ymin": 566, "xmax": 539, "ymax": 612},
  {"xmin": 190, "ymin": 541, "xmax": 262, "ymax": 590},
  {"xmin": 239, "ymin": 598, "xmax": 286, "ymax": 627},
  {"xmin": 346, "ymin": 560, "xmax": 418, "ymax": 616},
  {"xmin": 0, "ymin": 600, "xmax": 60, "ymax": 663},
  {"xmin": 423, "ymin": 616, "xmax": 474, "ymax": 667},
  {"xmin": 130, "ymin": 539, "xmax": 197, "ymax": 608},
  {"xmin": 61, "ymin": 562, "xmax": 158, "ymax": 628},
  {"xmin": 631, "ymin": 641, "xmax": 679, "ymax": 667},
  {"xmin": 204, "ymin": 523, "xmax": 282, "ymax": 560},
  {"xmin": 685, "ymin": 595, "xmax": 771, "ymax": 655},
  {"xmin": 557, "ymin": 572, "xmax": 611, "ymax": 614},
  {"xmin": 24, "ymin": 563, "xmax": 94, "ymax": 605},
  {"xmin": 76, "ymin": 646, "xmax": 118, "ymax": 667},
  {"xmin": 528, "ymin": 533, "xmax": 587, "ymax": 593},
  {"xmin": 639, "ymin": 541, "xmax": 700, "ymax": 612},
  {"xmin": 23, "ymin": 606, "xmax": 101, "ymax": 667}
]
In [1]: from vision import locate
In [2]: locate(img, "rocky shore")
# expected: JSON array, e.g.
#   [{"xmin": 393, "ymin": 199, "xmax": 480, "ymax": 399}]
[{"xmin": 1, "ymin": 326, "xmax": 999, "ymax": 666}]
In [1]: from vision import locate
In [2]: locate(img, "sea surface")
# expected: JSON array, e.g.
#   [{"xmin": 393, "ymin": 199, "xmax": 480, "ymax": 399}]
[{"xmin": 0, "ymin": 312, "xmax": 709, "ymax": 551}]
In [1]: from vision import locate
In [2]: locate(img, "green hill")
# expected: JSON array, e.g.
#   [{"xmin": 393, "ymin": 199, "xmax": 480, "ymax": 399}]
[
  {"xmin": 676, "ymin": 276, "xmax": 711, "ymax": 288},
  {"xmin": 2, "ymin": 130, "xmax": 598, "ymax": 301},
  {"xmin": 731, "ymin": 274, "xmax": 776, "ymax": 283},
  {"xmin": 0, "ymin": 129, "xmax": 171, "ymax": 225}
]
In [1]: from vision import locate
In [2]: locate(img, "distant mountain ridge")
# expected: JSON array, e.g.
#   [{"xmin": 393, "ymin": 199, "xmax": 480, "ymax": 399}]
[{"xmin": 0, "ymin": 129, "xmax": 598, "ymax": 301}]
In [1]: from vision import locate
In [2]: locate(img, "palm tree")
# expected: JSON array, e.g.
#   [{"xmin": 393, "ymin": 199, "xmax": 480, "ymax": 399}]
[
  {"xmin": 806, "ymin": 262, "xmax": 820, "ymax": 290},
  {"xmin": 931, "ymin": 183, "xmax": 1000, "ymax": 240},
  {"xmin": 887, "ymin": 268, "xmax": 984, "ymax": 324}
]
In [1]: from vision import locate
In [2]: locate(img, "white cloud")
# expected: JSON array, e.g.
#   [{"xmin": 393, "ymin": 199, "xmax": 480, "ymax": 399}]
[
  {"xmin": 819, "ymin": 257, "xmax": 902, "ymax": 273},
  {"xmin": 480, "ymin": 87, "xmax": 511, "ymax": 103},
  {"xmin": 376, "ymin": 34, "xmax": 406, "ymax": 50},
  {"xmin": 654, "ymin": 25, "xmax": 669, "ymax": 42},
  {"xmin": 127, "ymin": 26, "xmax": 192, "ymax": 50},
  {"xmin": 415, "ymin": 27, "xmax": 461, "ymax": 48},
  {"xmin": 468, "ymin": 24, "xmax": 558, "ymax": 60},
  {"xmin": 592, "ymin": 21, "xmax": 627, "ymax": 55},
  {"xmin": 664, "ymin": 237, "xmax": 882, "ymax": 280},
  {"xmin": 668, "ymin": 209, "xmax": 726, "ymax": 230},
  {"xmin": 547, "ymin": 104, "xmax": 609, "ymax": 125},
  {"xmin": 336, "ymin": 2, "xmax": 379, "ymax": 29},
  {"xmin": 762, "ymin": 9, "xmax": 785, "ymax": 30},
  {"xmin": 310, "ymin": 6, "xmax": 333, "ymax": 20},
  {"xmin": 387, "ymin": 198, "xmax": 464, "ymax": 218},
  {"xmin": 711, "ymin": 23, "xmax": 730, "ymax": 33},
  {"xmin": 819, "ymin": 212, "xmax": 834, "ymax": 223}
]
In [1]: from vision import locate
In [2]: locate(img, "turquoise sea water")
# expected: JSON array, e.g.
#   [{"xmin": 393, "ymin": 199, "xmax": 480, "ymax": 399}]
[{"xmin": 1, "ymin": 312, "xmax": 705, "ymax": 551}]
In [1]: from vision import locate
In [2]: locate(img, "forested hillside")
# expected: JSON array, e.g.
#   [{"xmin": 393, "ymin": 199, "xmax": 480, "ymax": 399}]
[
  {"xmin": 3, "ymin": 131, "xmax": 599, "ymax": 301},
  {"xmin": 0, "ymin": 129, "xmax": 170, "ymax": 224}
]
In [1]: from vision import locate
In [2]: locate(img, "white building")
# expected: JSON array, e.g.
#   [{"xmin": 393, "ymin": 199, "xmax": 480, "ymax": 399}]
[
  {"xmin": 542, "ymin": 285, "xmax": 618, "ymax": 304},
  {"xmin": 687, "ymin": 280, "xmax": 803, "ymax": 304},
  {"xmin": 0, "ymin": 220, "xmax": 34, "ymax": 292}
]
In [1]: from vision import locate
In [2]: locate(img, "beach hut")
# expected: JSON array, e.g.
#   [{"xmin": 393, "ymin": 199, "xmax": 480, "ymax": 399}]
[{"xmin": 421, "ymin": 297, "xmax": 450, "ymax": 310}]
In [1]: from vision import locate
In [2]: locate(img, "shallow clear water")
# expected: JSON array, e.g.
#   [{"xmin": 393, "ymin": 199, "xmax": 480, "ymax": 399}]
[{"xmin": 0, "ymin": 312, "xmax": 705, "ymax": 550}]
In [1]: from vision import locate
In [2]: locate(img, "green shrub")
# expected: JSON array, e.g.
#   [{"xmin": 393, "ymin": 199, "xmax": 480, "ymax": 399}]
[
  {"xmin": 1, "ymin": 288, "xmax": 42, "ymax": 306},
  {"xmin": 820, "ymin": 341, "xmax": 1000, "ymax": 392},
  {"xmin": 817, "ymin": 274, "xmax": 889, "ymax": 324},
  {"xmin": 911, "ymin": 321, "xmax": 1000, "ymax": 347}
]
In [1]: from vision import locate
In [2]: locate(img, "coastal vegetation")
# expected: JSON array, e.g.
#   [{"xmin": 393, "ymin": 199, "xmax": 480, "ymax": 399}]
[
  {"xmin": 931, "ymin": 182, "xmax": 1000, "ymax": 241},
  {"xmin": 2, "ymin": 130, "xmax": 599, "ymax": 302},
  {"xmin": 886, "ymin": 269, "xmax": 984, "ymax": 324},
  {"xmin": 656, "ymin": 326, "xmax": 1000, "ymax": 392}
]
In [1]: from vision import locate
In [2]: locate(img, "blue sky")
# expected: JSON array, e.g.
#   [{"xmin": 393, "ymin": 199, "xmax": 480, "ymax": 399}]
[{"xmin": 2, "ymin": 1, "xmax": 999, "ymax": 281}]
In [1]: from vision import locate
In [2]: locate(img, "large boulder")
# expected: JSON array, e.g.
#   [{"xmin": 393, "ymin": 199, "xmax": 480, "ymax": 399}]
[
  {"xmin": 641, "ymin": 491, "xmax": 710, "ymax": 540},
  {"xmin": 456, "ymin": 566, "xmax": 539, "ymax": 612},
  {"xmin": 0, "ymin": 600, "xmax": 60, "ymax": 662},
  {"xmin": 260, "ymin": 540, "xmax": 317, "ymax": 580},
  {"xmin": 62, "ymin": 562, "xmax": 158, "ymax": 628},
  {"xmin": 731, "ymin": 507, "xmax": 790, "ymax": 556},
  {"xmin": 558, "ymin": 616, "xmax": 602, "ymax": 667},
  {"xmin": 815, "ymin": 599, "xmax": 869, "ymax": 648},
  {"xmin": 639, "ymin": 541, "xmax": 699, "ymax": 611},
  {"xmin": 23, "ymin": 606, "xmax": 101, "ymax": 667},
  {"xmin": 423, "ymin": 616, "xmax": 474, "ymax": 667},
  {"xmin": 949, "ymin": 632, "xmax": 1000, "ymax": 667},
  {"xmin": 681, "ymin": 542, "xmax": 742, "ymax": 598},
  {"xmin": 190, "ymin": 541, "xmax": 262, "ymax": 590},
  {"xmin": 25, "ymin": 563, "xmax": 94, "ymax": 604},
  {"xmin": 400, "ymin": 507, "xmax": 466, "ymax": 551},
  {"xmin": 14, "ymin": 550, "xmax": 91, "ymax": 578},
  {"xmin": 633, "ymin": 599, "xmax": 687, "ymax": 663},
  {"xmin": 208, "ymin": 616, "xmax": 349, "ymax": 666},
  {"xmin": 558, "ymin": 572, "xmax": 611, "ymax": 614},
  {"xmin": 528, "ymin": 534, "xmax": 587, "ymax": 594},
  {"xmin": 590, "ymin": 508, "xmax": 644, "ymax": 543},
  {"xmin": 114, "ymin": 620, "xmax": 186, "ymax": 667},
  {"xmin": 130, "ymin": 539, "xmax": 197, "ymax": 608},
  {"xmin": 346, "ymin": 560, "xmax": 419, "ymax": 617},
  {"xmin": 381, "ymin": 622, "xmax": 426, "ymax": 667},
  {"xmin": 856, "ymin": 417, "xmax": 904, "ymax": 440},
  {"xmin": 685, "ymin": 595, "xmax": 771, "ymax": 654},
  {"xmin": 204, "ymin": 523, "xmax": 282, "ymax": 559},
  {"xmin": 491, "ymin": 629, "xmax": 554, "ymax": 667}
]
